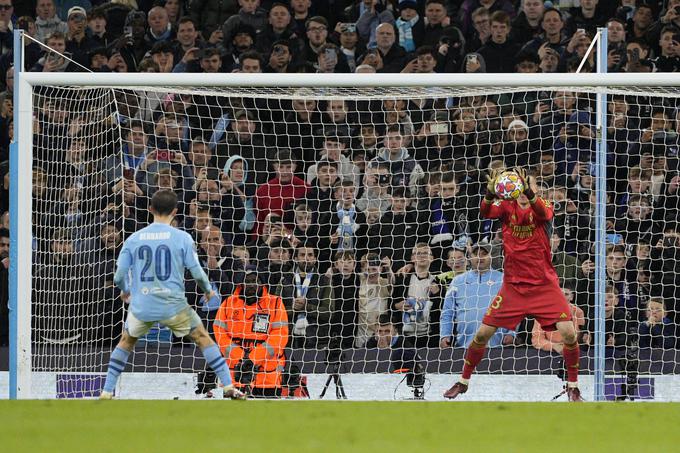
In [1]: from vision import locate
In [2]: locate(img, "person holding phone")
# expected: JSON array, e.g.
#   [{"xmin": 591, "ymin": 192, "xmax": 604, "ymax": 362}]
[
  {"xmin": 653, "ymin": 27, "xmax": 680, "ymax": 72},
  {"xmin": 317, "ymin": 43, "xmax": 341, "ymax": 73}
]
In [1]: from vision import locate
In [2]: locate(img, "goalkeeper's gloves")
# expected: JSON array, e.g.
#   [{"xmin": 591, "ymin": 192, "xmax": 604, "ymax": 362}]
[
  {"xmin": 514, "ymin": 167, "xmax": 537, "ymax": 202},
  {"xmin": 484, "ymin": 168, "xmax": 501, "ymax": 201}
]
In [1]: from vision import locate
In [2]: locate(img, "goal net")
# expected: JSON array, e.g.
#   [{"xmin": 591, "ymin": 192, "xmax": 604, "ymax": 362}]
[{"xmin": 13, "ymin": 73, "xmax": 680, "ymax": 401}]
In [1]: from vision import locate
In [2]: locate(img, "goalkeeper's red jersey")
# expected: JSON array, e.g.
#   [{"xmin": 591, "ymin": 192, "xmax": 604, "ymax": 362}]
[{"xmin": 480, "ymin": 197, "xmax": 558, "ymax": 286}]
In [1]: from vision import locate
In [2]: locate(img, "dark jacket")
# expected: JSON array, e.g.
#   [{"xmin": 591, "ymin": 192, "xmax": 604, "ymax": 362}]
[
  {"xmin": 189, "ymin": 0, "xmax": 239, "ymax": 39},
  {"xmin": 477, "ymin": 40, "xmax": 521, "ymax": 73}
]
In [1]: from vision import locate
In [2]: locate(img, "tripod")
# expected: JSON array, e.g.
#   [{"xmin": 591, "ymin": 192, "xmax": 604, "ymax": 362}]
[
  {"xmin": 319, "ymin": 338, "xmax": 348, "ymax": 399},
  {"xmin": 319, "ymin": 367, "xmax": 347, "ymax": 399}
]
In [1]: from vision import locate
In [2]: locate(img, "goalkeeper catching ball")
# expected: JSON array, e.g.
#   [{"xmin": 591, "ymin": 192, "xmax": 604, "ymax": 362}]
[{"xmin": 443, "ymin": 167, "xmax": 583, "ymax": 401}]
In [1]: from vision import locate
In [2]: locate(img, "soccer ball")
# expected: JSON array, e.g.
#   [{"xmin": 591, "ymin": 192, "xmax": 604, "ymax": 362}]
[{"xmin": 494, "ymin": 171, "xmax": 524, "ymax": 200}]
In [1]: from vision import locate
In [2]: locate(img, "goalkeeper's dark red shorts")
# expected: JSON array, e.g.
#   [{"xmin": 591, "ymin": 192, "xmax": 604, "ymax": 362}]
[{"xmin": 482, "ymin": 280, "xmax": 572, "ymax": 332}]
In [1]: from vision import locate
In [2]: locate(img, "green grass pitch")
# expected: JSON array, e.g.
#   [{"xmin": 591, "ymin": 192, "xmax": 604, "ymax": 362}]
[{"xmin": 2, "ymin": 401, "xmax": 678, "ymax": 452}]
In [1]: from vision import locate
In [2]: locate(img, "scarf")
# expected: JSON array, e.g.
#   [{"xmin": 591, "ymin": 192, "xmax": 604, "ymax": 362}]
[
  {"xmin": 337, "ymin": 204, "xmax": 357, "ymax": 251},
  {"xmin": 396, "ymin": 15, "xmax": 419, "ymax": 52}
]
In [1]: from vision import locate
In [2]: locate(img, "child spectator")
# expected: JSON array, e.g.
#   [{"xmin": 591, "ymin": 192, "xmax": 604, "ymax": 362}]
[
  {"xmin": 327, "ymin": 251, "xmax": 360, "ymax": 349},
  {"xmin": 356, "ymin": 252, "xmax": 393, "ymax": 347},
  {"xmin": 638, "ymin": 297, "xmax": 678, "ymax": 349}
]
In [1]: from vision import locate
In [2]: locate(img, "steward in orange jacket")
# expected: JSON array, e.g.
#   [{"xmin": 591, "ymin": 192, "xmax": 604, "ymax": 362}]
[{"xmin": 213, "ymin": 267, "xmax": 288, "ymax": 397}]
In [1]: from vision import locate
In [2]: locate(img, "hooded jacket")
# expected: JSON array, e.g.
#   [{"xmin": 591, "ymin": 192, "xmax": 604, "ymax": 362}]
[
  {"xmin": 376, "ymin": 147, "xmax": 424, "ymax": 196},
  {"xmin": 222, "ymin": 155, "xmax": 256, "ymax": 241}
]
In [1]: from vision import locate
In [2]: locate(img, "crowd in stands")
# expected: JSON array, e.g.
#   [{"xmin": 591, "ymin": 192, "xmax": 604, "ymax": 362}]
[{"xmin": 1, "ymin": 0, "xmax": 680, "ymax": 363}]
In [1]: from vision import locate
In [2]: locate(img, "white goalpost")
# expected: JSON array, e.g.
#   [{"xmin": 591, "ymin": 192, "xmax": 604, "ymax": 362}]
[{"xmin": 10, "ymin": 28, "xmax": 680, "ymax": 401}]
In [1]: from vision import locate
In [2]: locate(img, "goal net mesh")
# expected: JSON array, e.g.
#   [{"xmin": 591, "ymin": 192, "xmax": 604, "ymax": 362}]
[{"xmin": 28, "ymin": 83, "xmax": 680, "ymax": 400}]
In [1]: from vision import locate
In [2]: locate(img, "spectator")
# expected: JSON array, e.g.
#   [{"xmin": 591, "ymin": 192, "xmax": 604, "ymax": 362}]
[
  {"xmin": 35, "ymin": 0, "xmax": 68, "ymax": 43},
  {"xmin": 638, "ymin": 297, "xmax": 678, "ymax": 349},
  {"xmin": 603, "ymin": 284, "xmax": 628, "ymax": 349},
  {"xmin": 614, "ymin": 194, "xmax": 655, "ymax": 244},
  {"xmin": 303, "ymin": 158, "xmax": 338, "ymax": 215},
  {"xmin": 653, "ymin": 26, "xmax": 680, "ymax": 72},
  {"xmin": 214, "ymin": 108, "xmax": 269, "ymax": 184},
  {"xmin": 373, "ymin": 22, "xmax": 407, "ymax": 73},
  {"xmin": 628, "ymin": 4, "xmax": 653, "ymax": 42},
  {"xmin": 31, "ymin": 31, "xmax": 78, "ymax": 72},
  {"xmin": 458, "ymin": 0, "xmax": 515, "ymax": 40},
  {"xmin": 145, "ymin": 6, "xmax": 176, "ymax": 48},
  {"xmin": 356, "ymin": 159, "xmax": 392, "ymax": 215},
  {"xmin": 256, "ymin": 3, "xmax": 303, "ymax": 60},
  {"xmin": 376, "ymin": 124, "xmax": 424, "ymax": 195},
  {"xmin": 368, "ymin": 186, "xmax": 417, "ymax": 270},
  {"xmin": 440, "ymin": 242, "xmax": 512, "ymax": 348},
  {"xmin": 336, "ymin": 22, "xmax": 362, "ymax": 72},
  {"xmin": 282, "ymin": 244, "xmax": 334, "ymax": 348},
  {"xmin": 189, "ymin": 0, "xmax": 238, "ymax": 41},
  {"xmin": 290, "ymin": 0, "xmax": 312, "ymax": 38},
  {"xmin": 306, "ymin": 135, "xmax": 360, "ymax": 186},
  {"xmin": 416, "ymin": 171, "xmax": 469, "ymax": 267},
  {"xmin": 532, "ymin": 283, "xmax": 587, "ymax": 353},
  {"xmin": 188, "ymin": 224, "xmax": 235, "ymax": 331},
  {"xmin": 356, "ymin": 252, "xmax": 393, "ymax": 347},
  {"xmin": 223, "ymin": 23, "xmax": 257, "ymax": 70},
  {"xmin": 255, "ymin": 150, "xmax": 308, "ymax": 235},
  {"xmin": 214, "ymin": 266, "xmax": 289, "ymax": 398},
  {"xmin": 221, "ymin": 155, "xmax": 256, "ymax": 243},
  {"xmin": 265, "ymin": 39, "xmax": 293, "ymax": 73},
  {"xmin": 356, "ymin": 0, "xmax": 394, "ymax": 49},
  {"xmin": 395, "ymin": 0, "xmax": 423, "ymax": 52},
  {"xmin": 510, "ymin": 0, "xmax": 544, "ymax": 46},
  {"xmin": 173, "ymin": 17, "xmax": 203, "ymax": 63},
  {"xmin": 465, "ymin": 7, "xmax": 490, "ymax": 54},
  {"xmin": 564, "ymin": 0, "xmax": 607, "ymax": 37},
  {"xmin": 239, "ymin": 49, "xmax": 264, "ymax": 72},
  {"xmin": 521, "ymin": 7, "xmax": 566, "ymax": 57},
  {"xmin": 477, "ymin": 11, "xmax": 521, "ymax": 73},
  {"xmin": 222, "ymin": 0, "xmax": 268, "ymax": 50},
  {"xmin": 421, "ymin": 0, "xmax": 451, "ymax": 47},
  {"xmin": 65, "ymin": 6, "xmax": 97, "ymax": 68},
  {"xmin": 392, "ymin": 243, "xmax": 436, "ymax": 346},
  {"xmin": 326, "ymin": 250, "xmax": 360, "ymax": 349},
  {"xmin": 113, "ymin": 10, "xmax": 149, "ymax": 72},
  {"xmin": 87, "ymin": 9, "xmax": 111, "ymax": 49}
]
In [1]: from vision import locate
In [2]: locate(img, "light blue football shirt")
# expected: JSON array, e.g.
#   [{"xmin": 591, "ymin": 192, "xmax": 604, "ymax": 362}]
[{"xmin": 114, "ymin": 223, "xmax": 211, "ymax": 322}]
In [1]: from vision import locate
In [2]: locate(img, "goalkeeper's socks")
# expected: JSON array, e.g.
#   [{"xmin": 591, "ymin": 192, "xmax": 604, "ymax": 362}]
[
  {"xmin": 202, "ymin": 344, "xmax": 232, "ymax": 386},
  {"xmin": 562, "ymin": 342, "xmax": 580, "ymax": 384},
  {"xmin": 461, "ymin": 340, "xmax": 487, "ymax": 380},
  {"xmin": 103, "ymin": 347, "xmax": 131, "ymax": 393}
]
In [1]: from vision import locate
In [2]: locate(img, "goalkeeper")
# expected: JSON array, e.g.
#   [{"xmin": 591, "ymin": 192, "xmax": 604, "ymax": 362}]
[
  {"xmin": 444, "ymin": 168, "xmax": 583, "ymax": 401},
  {"xmin": 100, "ymin": 189, "xmax": 245, "ymax": 400}
]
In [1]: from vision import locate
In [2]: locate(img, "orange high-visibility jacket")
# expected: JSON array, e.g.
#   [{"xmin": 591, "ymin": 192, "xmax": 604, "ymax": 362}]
[{"xmin": 213, "ymin": 286, "xmax": 289, "ymax": 388}]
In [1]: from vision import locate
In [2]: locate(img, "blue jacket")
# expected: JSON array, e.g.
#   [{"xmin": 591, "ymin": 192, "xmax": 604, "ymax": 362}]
[{"xmin": 440, "ymin": 269, "xmax": 515, "ymax": 347}]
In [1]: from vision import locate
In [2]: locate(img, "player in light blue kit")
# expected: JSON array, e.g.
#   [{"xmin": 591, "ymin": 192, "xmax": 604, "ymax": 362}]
[{"xmin": 100, "ymin": 189, "xmax": 245, "ymax": 400}]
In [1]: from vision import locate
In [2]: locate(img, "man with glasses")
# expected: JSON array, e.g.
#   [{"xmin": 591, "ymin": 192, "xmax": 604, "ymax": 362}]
[
  {"xmin": 303, "ymin": 15, "xmax": 350, "ymax": 72},
  {"xmin": 65, "ymin": 6, "xmax": 96, "ymax": 68}
]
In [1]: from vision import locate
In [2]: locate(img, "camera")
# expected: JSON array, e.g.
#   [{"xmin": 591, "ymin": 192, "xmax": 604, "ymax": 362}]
[
  {"xmin": 368, "ymin": 257, "xmax": 381, "ymax": 268},
  {"xmin": 430, "ymin": 123, "xmax": 449, "ymax": 134},
  {"xmin": 439, "ymin": 36, "xmax": 450, "ymax": 46},
  {"xmin": 342, "ymin": 23, "xmax": 356, "ymax": 33},
  {"xmin": 377, "ymin": 173, "xmax": 391, "ymax": 186},
  {"xmin": 156, "ymin": 149, "xmax": 175, "ymax": 161},
  {"xmin": 272, "ymin": 45, "xmax": 286, "ymax": 55}
]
